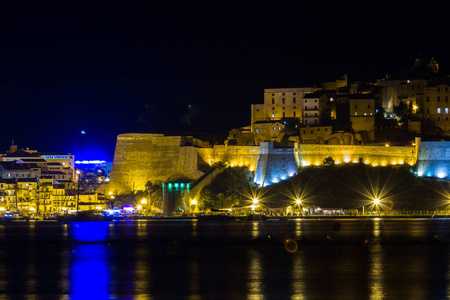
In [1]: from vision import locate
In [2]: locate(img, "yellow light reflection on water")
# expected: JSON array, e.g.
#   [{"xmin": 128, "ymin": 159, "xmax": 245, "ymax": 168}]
[
  {"xmin": 295, "ymin": 219, "xmax": 302, "ymax": 239},
  {"xmin": 247, "ymin": 249, "xmax": 263, "ymax": 300},
  {"xmin": 292, "ymin": 246, "xmax": 305, "ymax": 299},
  {"xmin": 369, "ymin": 249, "xmax": 384, "ymax": 300},
  {"xmin": 252, "ymin": 222, "xmax": 259, "ymax": 239}
]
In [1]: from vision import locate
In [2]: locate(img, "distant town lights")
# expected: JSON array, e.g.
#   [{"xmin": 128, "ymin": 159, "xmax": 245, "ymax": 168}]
[{"xmin": 75, "ymin": 160, "xmax": 107, "ymax": 164}]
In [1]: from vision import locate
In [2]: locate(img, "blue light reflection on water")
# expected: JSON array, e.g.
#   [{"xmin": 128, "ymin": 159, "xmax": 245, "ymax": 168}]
[
  {"xmin": 70, "ymin": 222, "xmax": 109, "ymax": 242},
  {"xmin": 69, "ymin": 222, "xmax": 110, "ymax": 299}
]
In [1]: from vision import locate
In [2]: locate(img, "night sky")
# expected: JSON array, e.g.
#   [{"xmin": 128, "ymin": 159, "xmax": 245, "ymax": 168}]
[{"xmin": 1, "ymin": 1, "xmax": 448, "ymax": 160}]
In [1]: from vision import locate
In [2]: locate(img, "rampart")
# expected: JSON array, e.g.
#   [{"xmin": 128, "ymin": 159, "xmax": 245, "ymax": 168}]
[
  {"xmin": 197, "ymin": 145, "xmax": 260, "ymax": 170},
  {"xmin": 106, "ymin": 133, "xmax": 423, "ymax": 196},
  {"xmin": 417, "ymin": 140, "xmax": 450, "ymax": 178},
  {"xmin": 295, "ymin": 143, "xmax": 417, "ymax": 167},
  {"xmin": 254, "ymin": 142, "xmax": 297, "ymax": 186},
  {"xmin": 107, "ymin": 134, "xmax": 203, "ymax": 194}
]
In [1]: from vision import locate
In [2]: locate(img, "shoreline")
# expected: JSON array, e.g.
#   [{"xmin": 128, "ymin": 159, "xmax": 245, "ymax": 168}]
[{"xmin": 1, "ymin": 214, "xmax": 449, "ymax": 224}]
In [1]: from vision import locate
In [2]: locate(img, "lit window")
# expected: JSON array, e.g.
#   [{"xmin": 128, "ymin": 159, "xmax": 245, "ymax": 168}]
[
  {"xmin": 355, "ymin": 112, "xmax": 358, "ymax": 116},
  {"xmin": 446, "ymin": 108, "xmax": 449, "ymax": 114},
  {"xmin": 438, "ymin": 108, "xmax": 441, "ymax": 114},
  {"xmin": 272, "ymin": 113, "xmax": 275, "ymax": 118}
]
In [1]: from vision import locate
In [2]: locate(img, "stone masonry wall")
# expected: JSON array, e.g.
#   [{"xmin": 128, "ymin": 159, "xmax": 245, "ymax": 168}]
[
  {"xmin": 254, "ymin": 142, "xmax": 298, "ymax": 186},
  {"xmin": 417, "ymin": 140, "xmax": 450, "ymax": 178},
  {"xmin": 108, "ymin": 134, "xmax": 203, "ymax": 194},
  {"xmin": 295, "ymin": 143, "xmax": 417, "ymax": 167},
  {"xmin": 197, "ymin": 145, "xmax": 261, "ymax": 171}
]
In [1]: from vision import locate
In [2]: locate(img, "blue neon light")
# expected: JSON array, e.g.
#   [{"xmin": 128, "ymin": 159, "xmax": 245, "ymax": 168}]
[{"xmin": 75, "ymin": 160, "xmax": 107, "ymax": 164}]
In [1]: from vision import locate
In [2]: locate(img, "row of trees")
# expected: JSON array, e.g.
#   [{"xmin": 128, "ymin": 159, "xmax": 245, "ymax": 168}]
[
  {"xmin": 112, "ymin": 181, "xmax": 164, "ymax": 214},
  {"xmin": 198, "ymin": 166, "xmax": 256, "ymax": 210}
]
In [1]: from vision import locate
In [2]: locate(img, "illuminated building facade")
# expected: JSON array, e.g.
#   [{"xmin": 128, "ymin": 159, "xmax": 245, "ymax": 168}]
[
  {"xmin": 252, "ymin": 120, "xmax": 286, "ymax": 144},
  {"xmin": 302, "ymin": 90, "xmax": 330, "ymax": 126},
  {"xmin": 0, "ymin": 178, "xmax": 17, "ymax": 211},
  {"xmin": 251, "ymin": 87, "xmax": 313, "ymax": 125},
  {"xmin": 423, "ymin": 78, "xmax": 450, "ymax": 133},
  {"xmin": 299, "ymin": 126, "xmax": 332, "ymax": 143},
  {"xmin": 349, "ymin": 95, "xmax": 375, "ymax": 140},
  {"xmin": 0, "ymin": 161, "xmax": 41, "ymax": 179},
  {"xmin": 16, "ymin": 178, "xmax": 38, "ymax": 211},
  {"xmin": 378, "ymin": 56, "xmax": 439, "ymax": 114}
]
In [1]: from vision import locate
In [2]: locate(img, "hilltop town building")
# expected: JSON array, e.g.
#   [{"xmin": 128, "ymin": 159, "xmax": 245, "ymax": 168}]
[
  {"xmin": 378, "ymin": 56, "xmax": 440, "ymax": 114},
  {"xmin": 251, "ymin": 87, "xmax": 313, "ymax": 125},
  {"xmin": 423, "ymin": 77, "xmax": 450, "ymax": 132},
  {"xmin": 349, "ymin": 95, "xmax": 376, "ymax": 140}
]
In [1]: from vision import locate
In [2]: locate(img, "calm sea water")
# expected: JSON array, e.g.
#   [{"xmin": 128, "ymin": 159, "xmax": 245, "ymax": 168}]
[{"xmin": 0, "ymin": 218, "xmax": 450, "ymax": 299}]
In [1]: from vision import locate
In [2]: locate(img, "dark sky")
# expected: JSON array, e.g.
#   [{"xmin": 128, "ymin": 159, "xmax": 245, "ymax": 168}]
[{"xmin": 0, "ymin": 1, "xmax": 448, "ymax": 160}]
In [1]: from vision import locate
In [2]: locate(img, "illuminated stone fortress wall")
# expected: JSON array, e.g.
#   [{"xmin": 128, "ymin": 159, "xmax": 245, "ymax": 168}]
[
  {"xmin": 196, "ymin": 145, "xmax": 260, "ymax": 171},
  {"xmin": 108, "ymin": 134, "xmax": 203, "ymax": 194},
  {"xmin": 417, "ymin": 139, "xmax": 450, "ymax": 178},
  {"xmin": 254, "ymin": 142, "xmax": 297, "ymax": 187},
  {"xmin": 295, "ymin": 142, "xmax": 418, "ymax": 168},
  {"xmin": 107, "ymin": 134, "xmax": 438, "ymax": 196}
]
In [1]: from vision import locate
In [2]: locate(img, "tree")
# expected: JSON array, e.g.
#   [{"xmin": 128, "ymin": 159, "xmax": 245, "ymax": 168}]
[
  {"xmin": 198, "ymin": 166, "xmax": 256, "ymax": 210},
  {"xmin": 323, "ymin": 156, "xmax": 335, "ymax": 166},
  {"xmin": 422, "ymin": 119, "xmax": 442, "ymax": 140},
  {"xmin": 393, "ymin": 102, "xmax": 412, "ymax": 126}
]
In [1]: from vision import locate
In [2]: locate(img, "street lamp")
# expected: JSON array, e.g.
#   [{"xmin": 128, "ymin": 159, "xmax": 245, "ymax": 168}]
[
  {"xmin": 76, "ymin": 170, "xmax": 81, "ymax": 212},
  {"xmin": 140, "ymin": 199, "xmax": 147, "ymax": 215},
  {"xmin": 252, "ymin": 198, "xmax": 259, "ymax": 205},
  {"xmin": 373, "ymin": 198, "xmax": 380, "ymax": 205},
  {"xmin": 80, "ymin": 130, "xmax": 86, "ymax": 156}
]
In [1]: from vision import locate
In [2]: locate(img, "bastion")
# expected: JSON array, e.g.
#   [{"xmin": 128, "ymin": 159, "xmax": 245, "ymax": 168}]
[
  {"xmin": 106, "ymin": 133, "xmax": 427, "ymax": 197},
  {"xmin": 107, "ymin": 134, "xmax": 203, "ymax": 194}
]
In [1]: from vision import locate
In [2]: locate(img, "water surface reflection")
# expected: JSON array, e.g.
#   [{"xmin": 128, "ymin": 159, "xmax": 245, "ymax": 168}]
[{"xmin": 0, "ymin": 219, "xmax": 447, "ymax": 298}]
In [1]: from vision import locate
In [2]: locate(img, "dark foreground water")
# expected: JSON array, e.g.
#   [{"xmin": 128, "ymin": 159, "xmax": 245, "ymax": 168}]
[{"xmin": 1, "ymin": 218, "xmax": 450, "ymax": 299}]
